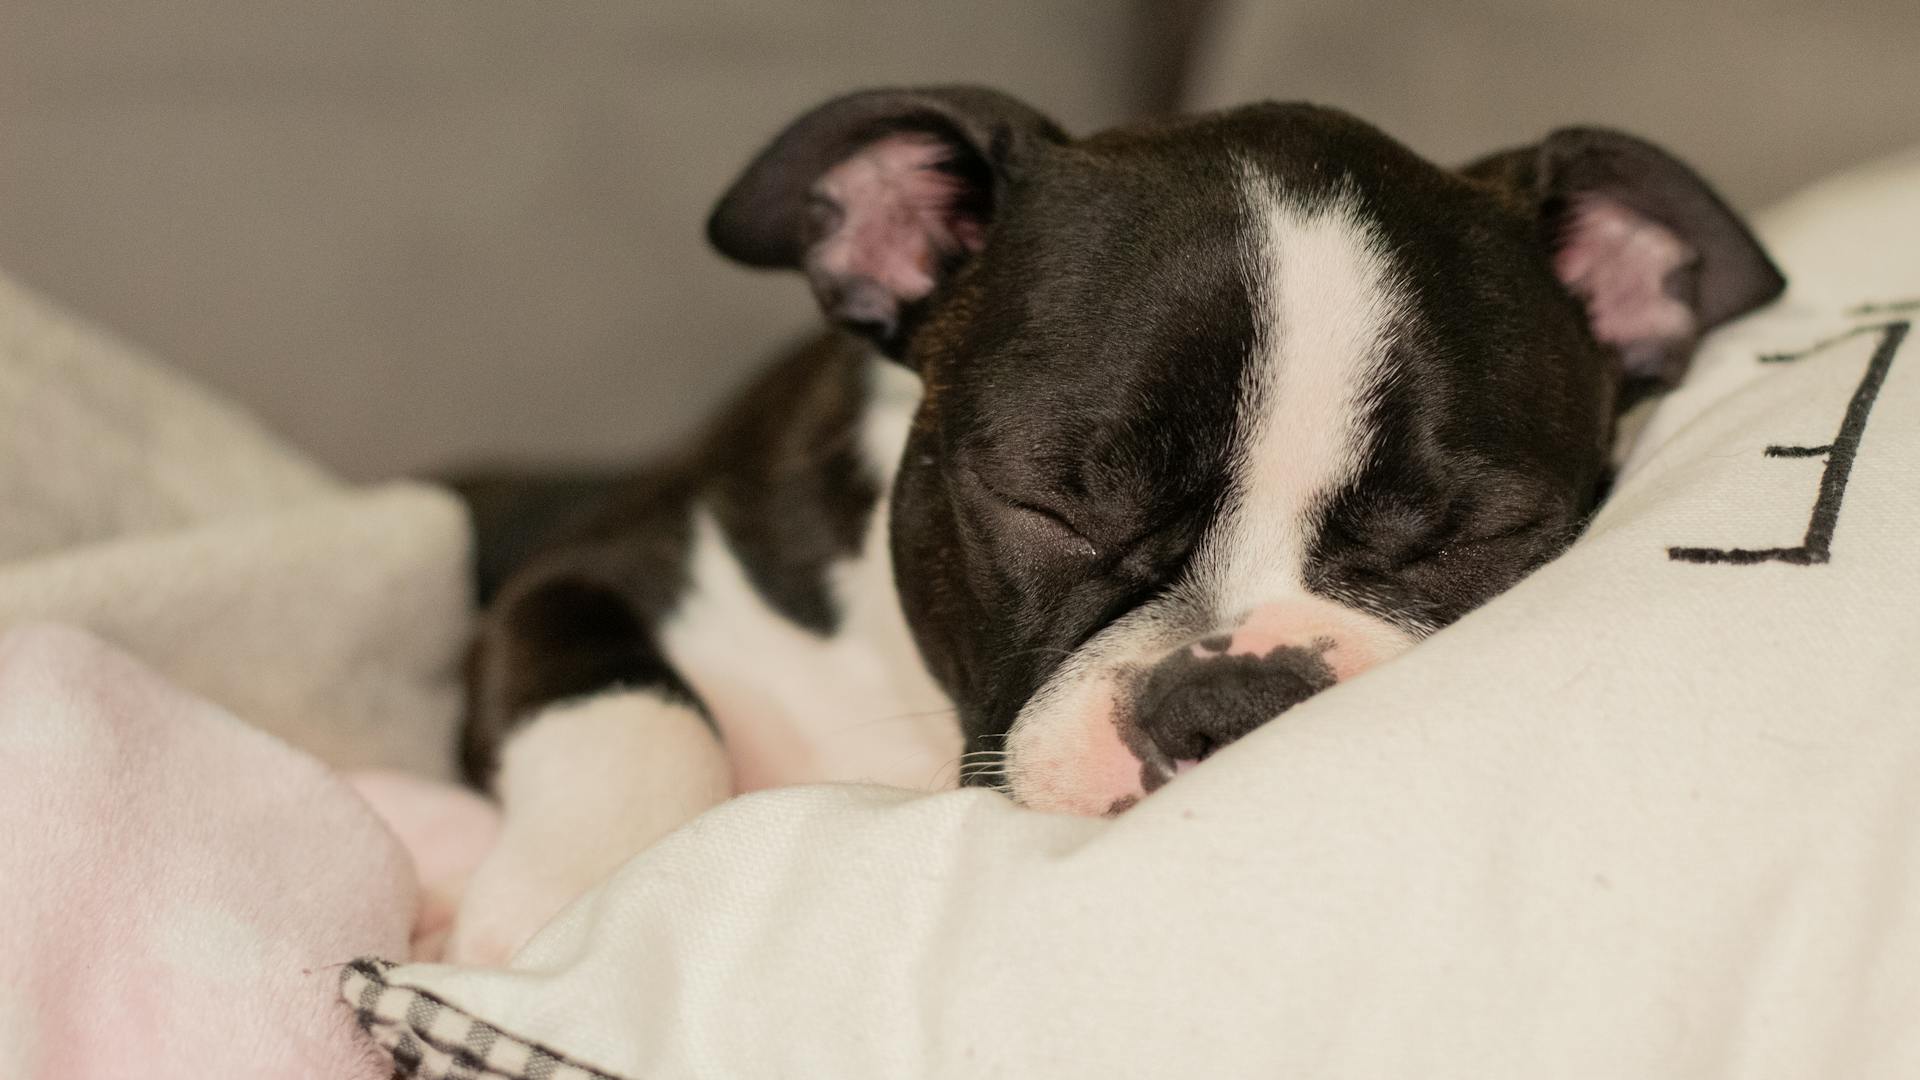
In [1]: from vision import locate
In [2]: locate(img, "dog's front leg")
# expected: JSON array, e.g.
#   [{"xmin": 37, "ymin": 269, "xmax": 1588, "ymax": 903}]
[{"xmin": 447, "ymin": 689, "xmax": 730, "ymax": 965}]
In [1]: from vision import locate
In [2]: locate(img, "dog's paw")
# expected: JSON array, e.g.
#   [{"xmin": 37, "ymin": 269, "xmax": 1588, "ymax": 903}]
[
  {"xmin": 345, "ymin": 769, "xmax": 503, "ymax": 962},
  {"xmin": 445, "ymin": 689, "xmax": 733, "ymax": 966},
  {"xmin": 445, "ymin": 839, "xmax": 598, "ymax": 966}
]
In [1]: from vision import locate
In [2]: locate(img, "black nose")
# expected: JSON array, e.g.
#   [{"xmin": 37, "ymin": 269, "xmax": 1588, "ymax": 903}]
[{"xmin": 1132, "ymin": 643, "xmax": 1336, "ymax": 781}]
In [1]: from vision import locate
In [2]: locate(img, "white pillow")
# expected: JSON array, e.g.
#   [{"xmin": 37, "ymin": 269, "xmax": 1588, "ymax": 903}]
[{"xmin": 345, "ymin": 151, "xmax": 1920, "ymax": 1079}]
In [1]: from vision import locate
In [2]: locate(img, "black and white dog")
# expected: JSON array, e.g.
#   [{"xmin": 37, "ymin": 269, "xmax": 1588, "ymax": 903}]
[{"xmin": 448, "ymin": 86, "xmax": 1783, "ymax": 961}]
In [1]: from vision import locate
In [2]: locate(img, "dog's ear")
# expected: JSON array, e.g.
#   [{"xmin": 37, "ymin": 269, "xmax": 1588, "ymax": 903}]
[
  {"xmin": 1465, "ymin": 129, "xmax": 1785, "ymax": 394},
  {"xmin": 707, "ymin": 86, "xmax": 1065, "ymax": 356}
]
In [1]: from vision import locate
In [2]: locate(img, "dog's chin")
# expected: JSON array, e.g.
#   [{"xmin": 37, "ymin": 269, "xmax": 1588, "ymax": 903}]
[
  {"xmin": 1004, "ymin": 688, "xmax": 1151, "ymax": 817},
  {"xmin": 1008, "ymin": 751, "xmax": 1150, "ymax": 818}
]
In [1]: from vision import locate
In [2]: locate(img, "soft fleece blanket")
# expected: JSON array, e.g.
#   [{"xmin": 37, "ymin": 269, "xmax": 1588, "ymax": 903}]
[
  {"xmin": 0, "ymin": 266, "xmax": 481, "ymax": 1072},
  {"xmin": 345, "ymin": 150, "xmax": 1920, "ymax": 1078},
  {"xmin": 0, "ymin": 624, "xmax": 412, "ymax": 1078}
]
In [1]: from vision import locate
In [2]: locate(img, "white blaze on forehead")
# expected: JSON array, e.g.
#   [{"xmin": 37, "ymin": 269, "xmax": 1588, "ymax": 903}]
[
  {"xmin": 1004, "ymin": 174, "xmax": 1422, "ymax": 814},
  {"xmin": 1203, "ymin": 173, "xmax": 1409, "ymax": 604}
]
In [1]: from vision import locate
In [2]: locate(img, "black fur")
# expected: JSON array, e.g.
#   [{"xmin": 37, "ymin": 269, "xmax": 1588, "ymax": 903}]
[{"xmin": 461, "ymin": 333, "xmax": 881, "ymax": 783}]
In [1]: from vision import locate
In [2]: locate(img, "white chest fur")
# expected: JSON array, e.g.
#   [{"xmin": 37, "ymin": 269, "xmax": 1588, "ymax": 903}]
[{"xmin": 657, "ymin": 360, "xmax": 959, "ymax": 793}]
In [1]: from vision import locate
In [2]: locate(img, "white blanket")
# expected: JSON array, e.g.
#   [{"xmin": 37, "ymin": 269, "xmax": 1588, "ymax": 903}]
[
  {"xmin": 349, "ymin": 153, "xmax": 1920, "ymax": 1078},
  {"xmin": 0, "ymin": 270, "xmax": 470, "ymax": 777}
]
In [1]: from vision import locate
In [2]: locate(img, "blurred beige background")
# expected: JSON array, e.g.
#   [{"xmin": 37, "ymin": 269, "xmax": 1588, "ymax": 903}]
[{"xmin": 3, "ymin": 1, "xmax": 1916, "ymax": 480}]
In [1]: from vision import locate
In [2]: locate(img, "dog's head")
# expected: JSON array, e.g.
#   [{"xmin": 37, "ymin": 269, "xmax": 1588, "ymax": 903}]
[{"xmin": 708, "ymin": 87, "xmax": 1783, "ymax": 814}]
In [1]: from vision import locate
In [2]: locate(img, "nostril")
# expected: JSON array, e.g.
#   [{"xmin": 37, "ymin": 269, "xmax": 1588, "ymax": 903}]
[{"xmin": 1188, "ymin": 734, "xmax": 1220, "ymax": 763}]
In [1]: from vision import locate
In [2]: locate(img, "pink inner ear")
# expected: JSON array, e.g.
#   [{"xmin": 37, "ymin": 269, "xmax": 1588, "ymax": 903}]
[
  {"xmin": 1553, "ymin": 197, "xmax": 1698, "ymax": 375},
  {"xmin": 809, "ymin": 133, "xmax": 983, "ymax": 319}
]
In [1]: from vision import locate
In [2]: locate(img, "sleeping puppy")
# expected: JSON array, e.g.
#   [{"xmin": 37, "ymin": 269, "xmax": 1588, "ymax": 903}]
[{"xmin": 448, "ymin": 86, "xmax": 1783, "ymax": 962}]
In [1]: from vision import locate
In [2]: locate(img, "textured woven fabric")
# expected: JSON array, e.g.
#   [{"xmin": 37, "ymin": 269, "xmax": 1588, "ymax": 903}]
[{"xmin": 346, "ymin": 961, "xmax": 625, "ymax": 1080}]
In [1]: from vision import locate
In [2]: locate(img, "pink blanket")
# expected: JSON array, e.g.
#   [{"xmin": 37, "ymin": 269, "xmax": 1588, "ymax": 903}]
[{"xmin": 0, "ymin": 624, "xmax": 421, "ymax": 1078}]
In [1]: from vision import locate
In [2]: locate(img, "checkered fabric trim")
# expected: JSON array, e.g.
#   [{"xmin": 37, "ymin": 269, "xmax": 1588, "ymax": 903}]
[{"xmin": 342, "ymin": 958, "xmax": 632, "ymax": 1080}]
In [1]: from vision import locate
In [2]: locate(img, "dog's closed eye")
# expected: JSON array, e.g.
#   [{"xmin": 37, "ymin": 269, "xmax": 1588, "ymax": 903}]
[{"xmin": 978, "ymin": 484, "xmax": 1100, "ymax": 564}]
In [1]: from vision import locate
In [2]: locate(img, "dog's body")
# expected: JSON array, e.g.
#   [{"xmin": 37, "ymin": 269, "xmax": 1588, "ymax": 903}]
[
  {"xmin": 449, "ymin": 88, "xmax": 1783, "ymax": 962},
  {"xmin": 463, "ymin": 335, "xmax": 950, "ymax": 795}
]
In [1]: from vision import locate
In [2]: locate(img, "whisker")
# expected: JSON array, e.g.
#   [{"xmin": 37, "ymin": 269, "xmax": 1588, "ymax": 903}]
[
  {"xmin": 806, "ymin": 706, "xmax": 963, "ymax": 746},
  {"xmin": 994, "ymin": 645, "xmax": 1079, "ymax": 665},
  {"xmin": 925, "ymin": 760, "xmax": 961, "ymax": 790},
  {"xmin": 975, "ymin": 777, "xmax": 1015, "ymax": 797},
  {"xmin": 837, "ymin": 706, "xmax": 959, "ymax": 732}
]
